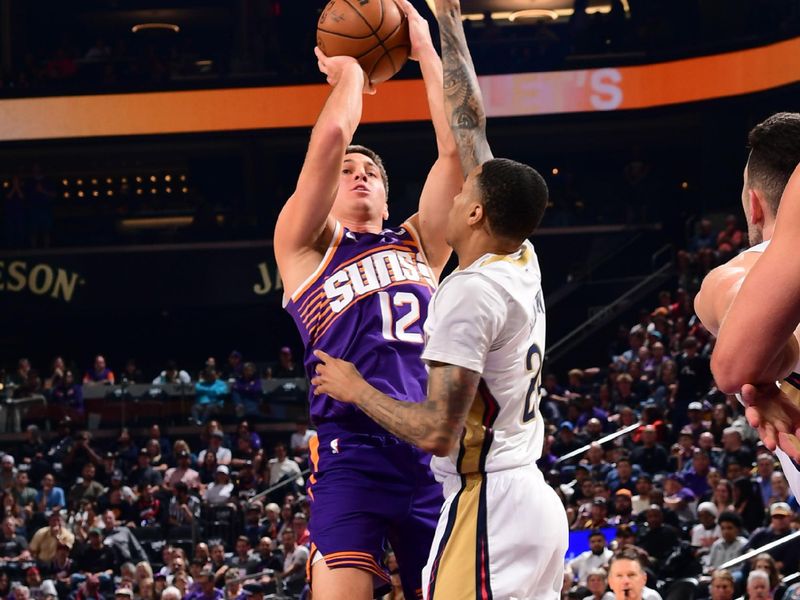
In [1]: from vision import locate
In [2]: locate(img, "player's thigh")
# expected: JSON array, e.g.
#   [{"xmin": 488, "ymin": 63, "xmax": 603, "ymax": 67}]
[
  {"xmin": 311, "ymin": 561, "xmax": 374, "ymax": 600},
  {"xmin": 486, "ymin": 468, "xmax": 568, "ymax": 600}
]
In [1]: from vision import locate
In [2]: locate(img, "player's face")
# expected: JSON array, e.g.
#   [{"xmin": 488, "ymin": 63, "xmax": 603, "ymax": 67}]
[
  {"xmin": 333, "ymin": 153, "xmax": 388, "ymax": 223},
  {"xmin": 608, "ymin": 559, "xmax": 646, "ymax": 599}
]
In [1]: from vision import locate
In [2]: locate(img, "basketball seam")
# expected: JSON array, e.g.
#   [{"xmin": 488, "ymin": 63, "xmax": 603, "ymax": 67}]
[
  {"xmin": 339, "ymin": 0, "xmax": 405, "ymax": 79},
  {"xmin": 317, "ymin": 27, "xmax": 376, "ymax": 41}
]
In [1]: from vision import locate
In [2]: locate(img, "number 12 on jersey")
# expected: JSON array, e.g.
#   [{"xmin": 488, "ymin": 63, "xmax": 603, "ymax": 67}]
[
  {"xmin": 378, "ymin": 291, "xmax": 423, "ymax": 344},
  {"xmin": 523, "ymin": 343, "xmax": 543, "ymax": 423}
]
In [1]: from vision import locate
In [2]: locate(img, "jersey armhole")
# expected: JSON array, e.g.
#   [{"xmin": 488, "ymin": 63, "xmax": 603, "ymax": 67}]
[{"xmin": 283, "ymin": 221, "xmax": 344, "ymax": 307}]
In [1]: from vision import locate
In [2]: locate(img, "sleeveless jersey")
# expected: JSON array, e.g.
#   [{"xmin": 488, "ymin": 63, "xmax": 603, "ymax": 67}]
[
  {"xmin": 284, "ymin": 220, "xmax": 436, "ymax": 433},
  {"xmin": 421, "ymin": 240, "xmax": 546, "ymax": 477},
  {"xmin": 737, "ymin": 239, "xmax": 800, "ymax": 494}
]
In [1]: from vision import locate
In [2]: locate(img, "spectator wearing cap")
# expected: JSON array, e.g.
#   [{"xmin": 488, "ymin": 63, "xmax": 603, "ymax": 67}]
[
  {"xmin": 683, "ymin": 449, "xmax": 714, "ymax": 498},
  {"xmin": 684, "ymin": 401, "xmax": 710, "ymax": 439},
  {"xmin": 691, "ymin": 502, "xmax": 720, "ymax": 555},
  {"xmin": 164, "ymin": 450, "xmax": 201, "ymax": 492},
  {"xmin": 636, "ymin": 505, "xmax": 681, "ymax": 564},
  {"xmin": 128, "ymin": 449, "xmax": 163, "ymax": 490},
  {"xmin": 68, "ymin": 463, "xmax": 105, "ymax": 511},
  {"xmin": 631, "ymin": 426, "xmax": 669, "ymax": 476},
  {"xmin": 72, "ymin": 527, "xmax": 116, "ymax": 588},
  {"xmin": 39, "ymin": 580, "xmax": 57, "ymax": 600},
  {"xmin": 552, "ymin": 422, "xmax": 583, "ymax": 457},
  {"xmin": 664, "ymin": 474, "xmax": 697, "ymax": 525},
  {"xmin": 205, "ymin": 466, "xmax": 235, "ymax": 506},
  {"xmin": 29, "ymin": 512, "xmax": 75, "ymax": 562},
  {"xmin": 114, "ymin": 587, "xmax": 133, "ymax": 600},
  {"xmin": 573, "ymin": 498, "xmax": 609, "ymax": 530},
  {"xmin": 568, "ymin": 530, "xmax": 613, "ymax": 585},
  {"xmin": 198, "ymin": 431, "xmax": 232, "ymax": 466},
  {"xmin": 242, "ymin": 582, "xmax": 267, "ymax": 600},
  {"xmin": 0, "ymin": 516, "xmax": 29, "ymax": 561},
  {"xmin": 168, "ymin": 482, "xmax": 201, "ymax": 528},
  {"xmin": 192, "ymin": 367, "xmax": 228, "ymax": 426},
  {"xmin": 707, "ymin": 512, "xmax": 747, "ymax": 573},
  {"xmin": 743, "ymin": 502, "xmax": 800, "ymax": 575},
  {"xmin": 232, "ymin": 362, "xmax": 262, "ymax": 418},
  {"xmin": 608, "ymin": 489, "xmax": 635, "ymax": 526}
]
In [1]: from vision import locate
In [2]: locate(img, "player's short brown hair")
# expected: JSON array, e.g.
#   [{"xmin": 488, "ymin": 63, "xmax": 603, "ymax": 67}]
[
  {"xmin": 747, "ymin": 112, "xmax": 800, "ymax": 215},
  {"xmin": 346, "ymin": 145, "xmax": 389, "ymax": 199}
]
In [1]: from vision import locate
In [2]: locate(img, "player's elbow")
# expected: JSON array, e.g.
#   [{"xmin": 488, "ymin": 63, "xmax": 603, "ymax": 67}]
[
  {"xmin": 421, "ymin": 433, "xmax": 457, "ymax": 457},
  {"xmin": 313, "ymin": 121, "xmax": 350, "ymax": 151},
  {"xmin": 711, "ymin": 350, "xmax": 750, "ymax": 393}
]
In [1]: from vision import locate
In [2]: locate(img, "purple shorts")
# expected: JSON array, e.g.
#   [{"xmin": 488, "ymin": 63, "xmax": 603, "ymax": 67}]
[{"xmin": 308, "ymin": 423, "xmax": 443, "ymax": 600}]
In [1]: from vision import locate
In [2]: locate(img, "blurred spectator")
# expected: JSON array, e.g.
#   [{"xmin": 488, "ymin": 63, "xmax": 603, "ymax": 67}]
[
  {"xmin": 164, "ymin": 450, "xmax": 200, "ymax": 491},
  {"xmin": 746, "ymin": 570, "xmax": 772, "ymax": 600},
  {"xmin": 224, "ymin": 351, "xmax": 244, "ymax": 380},
  {"xmin": 68, "ymin": 463, "xmax": 104, "ymax": 511},
  {"xmin": 708, "ymin": 569, "xmax": 736, "ymax": 600},
  {"xmin": 204, "ymin": 466, "xmax": 234, "ymax": 507},
  {"xmin": 167, "ymin": 482, "xmax": 201, "ymax": 528},
  {"xmin": 198, "ymin": 431, "xmax": 232, "ymax": 466},
  {"xmin": 636, "ymin": 505, "xmax": 680, "ymax": 564},
  {"xmin": 278, "ymin": 529, "xmax": 308, "ymax": 597},
  {"xmin": 152, "ymin": 360, "xmax": 192, "ymax": 385},
  {"xmin": 568, "ymin": 529, "xmax": 613, "ymax": 585},
  {"xmin": 52, "ymin": 371, "xmax": 84, "ymax": 420},
  {"xmin": 742, "ymin": 503, "xmax": 800, "ymax": 576},
  {"xmin": 118, "ymin": 360, "xmax": 143, "ymax": 385},
  {"xmin": 192, "ymin": 368, "xmax": 227, "ymax": 426},
  {"xmin": 267, "ymin": 347, "xmax": 302, "ymax": 379},
  {"xmin": 733, "ymin": 477, "xmax": 765, "ymax": 535},
  {"xmin": 29, "ymin": 513, "xmax": 75, "ymax": 562},
  {"xmin": 83, "ymin": 356, "xmax": 114, "ymax": 385},
  {"xmin": 289, "ymin": 420, "xmax": 315, "ymax": 465},
  {"xmin": 267, "ymin": 443, "xmax": 303, "ymax": 489},
  {"xmin": 99, "ymin": 509, "xmax": 147, "ymax": 565},
  {"xmin": 231, "ymin": 363, "xmax": 261, "ymax": 418}
]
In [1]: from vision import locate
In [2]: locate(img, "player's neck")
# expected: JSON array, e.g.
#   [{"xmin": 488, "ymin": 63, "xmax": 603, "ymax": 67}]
[
  {"xmin": 456, "ymin": 235, "xmax": 522, "ymax": 270},
  {"xmin": 337, "ymin": 216, "xmax": 383, "ymax": 234}
]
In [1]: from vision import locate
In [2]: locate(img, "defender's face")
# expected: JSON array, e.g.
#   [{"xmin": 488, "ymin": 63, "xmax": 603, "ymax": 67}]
[
  {"xmin": 446, "ymin": 166, "xmax": 482, "ymax": 248},
  {"xmin": 333, "ymin": 153, "xmax": 387, "ymax": 222}
]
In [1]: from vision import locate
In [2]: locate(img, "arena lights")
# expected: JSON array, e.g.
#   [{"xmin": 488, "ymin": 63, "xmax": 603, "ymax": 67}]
[
  {"xmin": 76, "ymin": 179, "xmax": 83, "ymax": 186},
  {"xmin": 681, "ymin": 181, "xmax": 690, "ymax": 190},
  {"xmin": 150, "ymin": 175, "xmax": 157, "ymax": 182},
  {"xmin": 106, "ymin": 177, "xmax": 113, "ymax": 184},
  {"xmin": 135, "ymin": 176, "xmax": 143, "ymax": 183},
  {"xmin": 131, "ymin": 23, "xmax": 180, "ymax": 34},
  {"xmin": 63, "ymin": 192, "xmax": 70, "ymax": 199},
  {"xmin": 77, "ymin": 191, "xmax": 85, "ymax": 198},
  {"xmin": 62, "ymin": 179, "xmax": 68, "ymax": 186},
  {"xmin": 164, "ymin": 174, "xmax": 172, "ymax": 182},
  {"xmin": 426, "ymin": 1, "xmax": 629, "ymax": 21},
  {"xmin": 552, "ymin": 168, "xmax": 560, "ymax": 176},
  {"xmin": 2, "ymin": 181, "xmax": 8, "ymax": 189},
  {"xmin": 91, "ymin": 178, "xmax": 98, "ymax": 185},
  {"xmin": 509, "ymin": 9, "xmax": 559, "ymax": 21}
]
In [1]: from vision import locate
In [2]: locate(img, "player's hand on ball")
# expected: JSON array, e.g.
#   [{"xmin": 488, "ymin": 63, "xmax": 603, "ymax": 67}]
[
  {"xmin": 741, "ymin": 382, "xmax": 800, "ymax": 461},
  {"xmin": 314, "ymin": 47, "xmax": 376, "ymax": 94},
  {"xmin": 399, "ymin": 0, "xmax": 434, "ymax": 61},
  {"xmin": 312, "ymin": 350, "xmax": 367, "ymax": 403}
]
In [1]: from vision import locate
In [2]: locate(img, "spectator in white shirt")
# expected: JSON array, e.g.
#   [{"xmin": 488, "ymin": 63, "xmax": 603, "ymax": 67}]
[
  {"xmin": 691, "ymin": 502, "xmax": 721, "ymax": 555},
  {"xmin": 152, "ymin": 361, "xmax": 191, "ymax": 385},
  {"xmin": 268, "ymin": 443, "xmax": 303, "ymax": 487},
  {"xmin": 289, "ymin": 421, "xmax": 316, "ymax": 466},
  {"xmin": 204, "ymin": 466, "xmax": 235, "ymax": 506},
  {"xmin": 568, "ymin": 530, "xmax": 614, "ymax": 585},
  {"xmin": 198, "ymin": 431, "xmax": 232, "ymax": 466}
]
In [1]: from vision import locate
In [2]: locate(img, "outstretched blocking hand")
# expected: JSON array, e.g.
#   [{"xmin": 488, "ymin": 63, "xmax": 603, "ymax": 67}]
[
  {"xmin": 311, "ymin": 350, "xmax": 371, "ymax": 404},
  {"xmin": 741, "ymin": 382, "xmax": 800, "ymax": 461},
  {"xmin": 399, "ymin": 0, "xmax": 435, "ymax": 61},
  {"xmin": 314, "ymin": 47, "xmax": 376, "ymax": 95}
]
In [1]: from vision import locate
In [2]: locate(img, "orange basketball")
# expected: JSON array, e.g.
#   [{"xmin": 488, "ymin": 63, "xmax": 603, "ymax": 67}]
[{"xmin": 317, "ymin": 0, "xmax": 411, "ymax": 85}]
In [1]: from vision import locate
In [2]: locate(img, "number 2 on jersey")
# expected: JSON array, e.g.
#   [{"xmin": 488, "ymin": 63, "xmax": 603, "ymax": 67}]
[
  {"xmin": 378, "ymin": 291, "xmax": 423, "ymax": 344},
  {"xmin": 523, "ymin": 343, "xmax": 543, "ymax": 423}
]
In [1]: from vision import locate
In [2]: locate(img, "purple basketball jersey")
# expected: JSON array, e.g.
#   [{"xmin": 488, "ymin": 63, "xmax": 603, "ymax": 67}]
[{"xmin": 285, "ymin": 221, "xmax": 435, "ymax": 434}]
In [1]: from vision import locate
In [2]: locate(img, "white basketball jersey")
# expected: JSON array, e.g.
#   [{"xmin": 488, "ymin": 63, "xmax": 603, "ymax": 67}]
[{"xmin": 421, "ymin": 240, "xmax": 546, "ymax": 477}]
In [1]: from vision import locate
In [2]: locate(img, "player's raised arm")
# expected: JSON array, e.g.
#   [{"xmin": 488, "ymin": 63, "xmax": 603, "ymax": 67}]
[
  {"xmin": 713, "ymin": 163, "xmax": 800, "ymax": 392},
  {"xmin": 434, "ymin": 0, "xmax": 494, "ymax": 176},
  {"xmin": 274, "ymin": 50, "xmax": 371, "ymax": 287},
  {"xmin": 400, "ymin": 1, "xmax": 462, "ymax": 278}
]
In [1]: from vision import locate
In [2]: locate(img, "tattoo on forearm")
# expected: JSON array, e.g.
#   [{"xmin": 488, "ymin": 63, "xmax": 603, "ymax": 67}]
[
  {"xmin": 354, "ymin": 365, "xmax": 477, "ymax": 451},
  {"xmin": 437, "ymin": 6, "xmax": 493, "ymax": 176}
]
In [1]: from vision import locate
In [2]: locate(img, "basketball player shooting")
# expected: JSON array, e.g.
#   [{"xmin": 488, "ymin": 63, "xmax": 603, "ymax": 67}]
[
  {"xmin": 695, "ymin": 113, "xmax": 800, "ymax": 493},
  {"xmin": 313, "ymin": 1, "xmax": 569, "ymax": 598},
  {"xmin": 274, "ymin": 4, "xmax": 462, "ymax": 600}
]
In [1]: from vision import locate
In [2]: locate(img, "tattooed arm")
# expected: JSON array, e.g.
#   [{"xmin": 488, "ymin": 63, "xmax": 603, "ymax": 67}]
[
  {"xmin": 434, "ymin": 0, "xmax": 493, "ymax": 176},
  {"xmin": 312, "ymin": 350, "xmax": 479, "ymax": 456}
]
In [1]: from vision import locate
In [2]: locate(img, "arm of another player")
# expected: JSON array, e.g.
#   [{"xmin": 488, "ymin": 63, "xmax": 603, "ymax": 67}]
[
  {"xmin": 400, "ymin": 1, "xmax": 462, "ymax": 279},
  {"xmin": 312, "ymin": 352, "xmax": 479, "ymax": 456},
  {"xmin": 434, "ymin": 0, "xmax": 494, "ymax": 176},
  {"xmin": 273, "ymin": 51, "xmax": 372, "ymax": 281},
  {"xmin": 713, "ymin": 163, "xmax": 800, "ymax": 392}
]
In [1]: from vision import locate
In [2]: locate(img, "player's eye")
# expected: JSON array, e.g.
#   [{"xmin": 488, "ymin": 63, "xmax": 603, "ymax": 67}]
[
  {"xmin": 342, "ymin": 169, "xmax": 351, "ymax": 175},
  {"xmin": 367, "ymin": 171, "xmax": 376, "ymax": 178}
]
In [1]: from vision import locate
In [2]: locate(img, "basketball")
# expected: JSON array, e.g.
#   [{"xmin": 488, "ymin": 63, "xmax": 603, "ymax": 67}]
[{"xmin": 317, "ymin": 0, "xmax": 411, "ymax": 85}]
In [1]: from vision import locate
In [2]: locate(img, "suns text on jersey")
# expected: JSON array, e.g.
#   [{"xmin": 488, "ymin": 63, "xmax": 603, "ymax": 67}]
[{"xmin": 323, "ymin": 248, "xmax": 435, "ymax": 313}]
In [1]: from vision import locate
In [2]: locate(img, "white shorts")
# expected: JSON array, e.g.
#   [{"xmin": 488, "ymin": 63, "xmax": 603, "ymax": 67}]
[{"xmin": 422, "ymin": 464, "xmax": 568, "ymax": 600}]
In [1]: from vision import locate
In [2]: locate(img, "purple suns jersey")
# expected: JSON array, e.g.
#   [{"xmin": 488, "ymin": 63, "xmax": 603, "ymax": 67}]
[{"xmin": 284, "ymin": 220, "xmax": 436, "ymax": 434}]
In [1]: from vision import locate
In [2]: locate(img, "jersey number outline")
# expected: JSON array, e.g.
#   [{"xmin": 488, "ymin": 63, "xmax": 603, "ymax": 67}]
[
  {"xmin": 523, "ymin": 343, "xmax": 543, "ymax": 423},
  {"xmin": 378, "ymin": 291, "xmax": 423, "ymax": 344}
]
